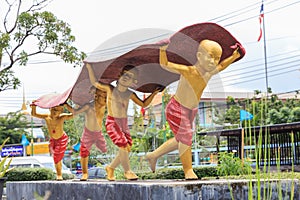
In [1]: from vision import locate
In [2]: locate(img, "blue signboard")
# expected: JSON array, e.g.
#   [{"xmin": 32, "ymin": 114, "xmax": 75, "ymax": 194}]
[{"xmin": 1, "ymin": 144, "xmax": 24, "ymax": 157}]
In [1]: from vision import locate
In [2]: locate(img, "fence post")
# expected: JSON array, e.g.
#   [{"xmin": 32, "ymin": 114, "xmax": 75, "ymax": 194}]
[{"xmin": 241, "ymin": 128, "xmax": 244, "ymax": 164}]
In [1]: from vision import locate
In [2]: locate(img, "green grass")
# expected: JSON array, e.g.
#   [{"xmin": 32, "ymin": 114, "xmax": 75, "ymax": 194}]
[{"xmin": 201, "ymin": 172, "xmax": 300, "ymax": 180}]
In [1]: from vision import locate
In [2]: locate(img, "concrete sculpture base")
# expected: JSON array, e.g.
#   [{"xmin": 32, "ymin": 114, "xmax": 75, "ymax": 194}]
[{"xmin": 6, "ymin": 179, "xmax": 299, "ymax": 200}]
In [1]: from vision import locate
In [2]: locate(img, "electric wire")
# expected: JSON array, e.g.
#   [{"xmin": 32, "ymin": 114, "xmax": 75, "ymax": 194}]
[
  {"xmin": 1, "ymin": 0, "xmax": 300, "ymax": 111},
  {"xmin": 4, "ymin": 0, "xmax": 298, "ymax": 66}
]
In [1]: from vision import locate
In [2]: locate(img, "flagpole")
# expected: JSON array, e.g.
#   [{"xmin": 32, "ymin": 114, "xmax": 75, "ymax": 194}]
[{"xmin": 261, "ymin": 0, "xmax": 269, "ymax": 97}]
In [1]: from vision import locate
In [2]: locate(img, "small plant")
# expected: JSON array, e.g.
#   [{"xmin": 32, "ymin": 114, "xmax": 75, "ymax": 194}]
[
  {"xmin": 0, "ymin": 137, "xmax": 14, "ymax": 178},
  {"xmin": 217, "ymin": 151, "xmax": 252, "ymax": 176}
]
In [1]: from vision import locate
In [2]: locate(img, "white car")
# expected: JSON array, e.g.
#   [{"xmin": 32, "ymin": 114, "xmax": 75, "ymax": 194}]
[{"xmin": 4, "ymin": 156, "xmax": 72, "ymax": 174}]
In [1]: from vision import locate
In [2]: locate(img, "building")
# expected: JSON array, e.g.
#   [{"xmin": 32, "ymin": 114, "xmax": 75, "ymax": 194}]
[{"xmin": 145, "ymin": 90, "xmax": 255, "ymax": 128}]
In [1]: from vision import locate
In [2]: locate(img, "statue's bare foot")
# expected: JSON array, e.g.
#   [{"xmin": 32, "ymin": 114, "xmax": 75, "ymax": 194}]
[
  {"xmin": 124, "ymin": 171, "xmax": 138, "ymax": 180},
  {"xmin": 105, "ymin": 166, "xmax": 116, "ymax": 181},
  {"xmin": 56, "ymin": 175, "xmax": 63, "ymax": 181},
  {"xmin": 80, "ymin": 173, "xmax": 88, "ymax": 181},
  {"xmin": 145, "ymin": 154, "xmax": 157, "ymax": 173},
  {"xmin": 184, "ymin": 169, "xmax": 198, "ymax": 180}
]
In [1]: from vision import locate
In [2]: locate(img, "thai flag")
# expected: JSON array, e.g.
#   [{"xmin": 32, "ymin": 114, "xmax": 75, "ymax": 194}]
[{"xmin": 257, "ymin": 3, "xmax": 264, "ymax": 42}]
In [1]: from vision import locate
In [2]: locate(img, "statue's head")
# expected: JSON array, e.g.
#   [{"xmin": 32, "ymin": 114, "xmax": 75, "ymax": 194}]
[
  {"xmin": 118, "ymin": 65, "xmax": 138, "ymax": 86},
  {"xmin": 50, "ymin": 105, "xmax": 63, "ymax": 116},
  {"xmin": 196, "ymin": 39, "xmax": 222, "ymax": 72}
]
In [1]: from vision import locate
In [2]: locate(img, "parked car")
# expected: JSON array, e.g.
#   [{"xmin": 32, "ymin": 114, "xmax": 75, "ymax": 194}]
[
  {"xmin": 77, "ymin": 167, "xmax": 106, "ymax": 179},
  {"xmin": 88, "ymin": 167, "xmax": 106, "ymax": 179},
  {"xmin": 3, "ymin": 156, "xmax": 72, "ymax": 174}
]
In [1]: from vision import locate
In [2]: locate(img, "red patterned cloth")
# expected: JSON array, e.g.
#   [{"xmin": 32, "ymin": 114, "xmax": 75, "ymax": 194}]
[
  {"xmin": 33, "ymin": 87, "xmax": 72, "ymax": 109},
  {"xmin": 105, "ymin": 116, "xmax": 132, "ymax": 148},
  {"xmin": 32, "ymin": 23, "xmax": 245, "ymax": 108},
  {"xmin": 80, "ymin": 127, "xmax": 107, "ymax": 157},
  {"xmin": 166, "ymin": 97, "xmax": 198, "ymax": 146},
  {"xmin": 49, "ymin": 132, "xmax": 68, "ymax": 164}
]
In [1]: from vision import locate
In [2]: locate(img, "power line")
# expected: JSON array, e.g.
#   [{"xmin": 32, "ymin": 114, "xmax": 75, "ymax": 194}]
[
  {"xmin": 1, "ymin": 0, "xmax": 299, "ymax": 95},
  {"xmin": 205, "ymin": 48, "xmax": 300, "ymax": 87},
  {"xmin": 208, "ymin": 1, "xmax": 259, "ymax": 22},
  {"xmin": 207, "ymin": 0, "xmax": 284, "ymax": 22},
  {"xmin": 227, "ymin": 49, "xmax": 300, "ymax": 66},
  {"xmin": 5, "ymin": 0, "xmax": 296, "ymax": 66},
  {"xmin": 210, "ymin": 58, "xmax": 300, "ymax": 86},
  {"xmin": 220, "ymin": 54, "xmax": 300, "ymax": 79},
  {"xmin": 0, "ymin": 0, "xmax": 294, "ymax": 80},
  {"xmin": 209, "ymin": 66, "xmax": 300, "ymax": 90},
  {"xmin": 223, "ymin": 0, "xmax": 300, "ymax": 27},
  {"xmin": 87, "ymin": 32, "xmax": 171, "ymax": 57}
]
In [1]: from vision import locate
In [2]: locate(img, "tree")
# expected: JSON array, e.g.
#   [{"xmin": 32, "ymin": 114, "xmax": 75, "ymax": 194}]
[
  {"xmin": 0, "ymin": 112, "xmax": 29, "ymax": 144},
  {"xmin": 290, "ymin": 107, "xmax": 300, "ymax": 122},
  {"xmin": 131, "ymin": 104, "xmax": 144, "ymax": 136},
  {"xmin": 213, "ymin": 96, "xmax": 241, "ymax": 126},
  {"xmin": 267, "ymin": 108, "xmax": 281, "ymax": 124},
  {"xmin": 63, "ymin": 115, "xmax": 84, "ymax": 149},
  {"xmin": 214, "ymin": 89, "xmax": 300, "ymax": 128},
  {"xmin": 131, "ymin": 104, "xmax": 150, "ymax": 153},
  {"xmin": 0, "ymin": 0, "xmax": 86, "ymax": 92}
]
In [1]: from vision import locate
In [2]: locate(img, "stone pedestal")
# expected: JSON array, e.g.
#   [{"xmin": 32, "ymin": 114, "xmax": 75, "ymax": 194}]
[{"xmin": 6, "ymin": 179, "xmax": 299, "ymax": 200}]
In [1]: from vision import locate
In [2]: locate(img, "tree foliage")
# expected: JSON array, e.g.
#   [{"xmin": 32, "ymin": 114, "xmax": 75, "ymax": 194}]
[
  {"xmin": 214, "ymin": 90, "xmax": 300, "ymax": 128},
  {"xmin": 0, "ymin": 0, "xmax": 86, "ymax": 92},
  {"xmin": 0, "ymin": 112, "xmax": 29, "ymax": 144},
  {"xmin": 130, "ymin": 90, "xmax": 173, "ymax": 153},
  {"xmin": 62, "ymin": 115, "xmax": 84, "ymax": 149}
]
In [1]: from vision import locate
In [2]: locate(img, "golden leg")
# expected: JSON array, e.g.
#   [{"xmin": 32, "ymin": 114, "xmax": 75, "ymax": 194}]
[
  {"xmin": 119, "ymin": 146, "xmax": 138, "ymax": 180},
  {"xmin": 80, "ymin": 157, "xmax": 89, "ymax": 181},
  {"xmin": 105, "ymin": 151, "xmax": 121, "ymax": 181},
  {"xmin": 55, "ymin": 161, "xmax": 63, "ymax": 181},
  {"xmin": 179, "ymin": 142, "xmax": 198, "ymax": 180},
  {"xmin": 145, "ymin": 138, "xmax": 178, "ymax": 172}
]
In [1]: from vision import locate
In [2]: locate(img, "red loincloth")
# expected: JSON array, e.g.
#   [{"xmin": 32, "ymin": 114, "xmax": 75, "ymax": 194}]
[
  {"xmin": 105, "ymin": 116, "xmax": 132, "ymax": 148},
  {"xmin": 80, "ymin": 127, "xmax": 107, "ymax": 157},
  {"xmin": 166, "ymin": 97, "xmax": 198, "ymax": 146},
  {"xmin": 49, "ymin": 132, "xmax": 68, "ymax": 164}
]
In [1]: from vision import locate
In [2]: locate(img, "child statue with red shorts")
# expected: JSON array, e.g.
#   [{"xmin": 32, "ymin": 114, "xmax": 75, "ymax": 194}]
[
  {"xmin": 86, "ymin": 63, "xmax": 160, "ymax": 181},
  {"xmin": 31, "ymin": 103, "xmax": 73, "ymax": 180},
  {"xmin": 66, "ymin": 87, "xmax": 107, "ymax": 181},
  {"xmin": 146, "ymin": 40, "xmax": 242, "ymax": 180}
]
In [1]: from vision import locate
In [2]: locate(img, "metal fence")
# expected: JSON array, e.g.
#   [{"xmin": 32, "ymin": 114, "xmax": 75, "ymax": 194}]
[{"xmin": 198, "ymin": 122, "xmax": 300, "ymax": 167}]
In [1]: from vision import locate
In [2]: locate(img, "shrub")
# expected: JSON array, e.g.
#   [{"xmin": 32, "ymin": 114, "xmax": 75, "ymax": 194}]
[
  {"xmin": 6, "ymin": 168, "xmax": 55, "ymax": 181},
  {"xmin": 6, "ymin": 167, "xmax": 75, "ymax": 181},
  {"xmin": 217, "ymin": 151, "xmax": 252, "ymax": 176},
  {"xmin": 137, "ymin": 166, "xmax": 218, "ymax": 180},
  {"xmin": 0, "ymin": 138, "xmax": 14, "ymax": 178}
]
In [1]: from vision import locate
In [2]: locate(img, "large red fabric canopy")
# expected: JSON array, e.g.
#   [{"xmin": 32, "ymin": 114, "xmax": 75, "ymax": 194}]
[{"xmin": 33, "ymin": 22, "xmax": 246, "ymax": 108}]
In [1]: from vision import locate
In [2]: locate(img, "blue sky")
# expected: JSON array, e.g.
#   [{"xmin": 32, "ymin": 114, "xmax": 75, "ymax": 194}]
[{"xmin": 0, "ymin": 0, "xmax": 300, "ymax": 114}]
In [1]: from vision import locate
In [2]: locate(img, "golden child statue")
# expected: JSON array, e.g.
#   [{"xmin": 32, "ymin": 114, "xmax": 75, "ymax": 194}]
[
  {"xmin": 30, "ymin": 103, "xmax": 73, "ymax": 180},
  {"xmin": 146, "ymin": 39, "xmax": 241, "ymax": 180},
  {"xmin": 86, "ymin": 63, "xmax": 161, "ymax": 181},
  {"xmin": 65, "ymin": 87, "xmax": 107, "ymax": 181}
]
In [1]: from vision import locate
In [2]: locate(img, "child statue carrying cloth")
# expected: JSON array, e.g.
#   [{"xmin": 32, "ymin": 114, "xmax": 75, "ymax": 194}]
[
  {"xmin": 86, "ymin": 63, "xmax": 161, "ymax": 181},
  {"xmin": 146, "ymin": 23, "xmax": 246, "ymax": 180},
  {"xmin": 30, "ymin": 103, "xmax": 73, "ymax": 181},
  {"xmin": 65, "ymin": 87, "xmax": 108, "ymax": 181}
]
